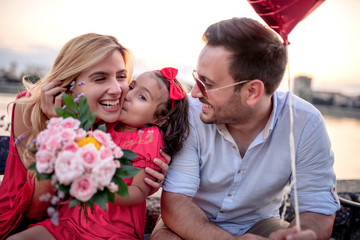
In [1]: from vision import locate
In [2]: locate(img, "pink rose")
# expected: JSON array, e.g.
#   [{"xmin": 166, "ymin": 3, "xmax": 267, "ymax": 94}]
[
  {"xmin": 38, "ymin": 140, "xmax": 48, "ymax": 151},
  {"xmin": 113, "ymin": 146, "xmax": 124, "ymax": 159},
  {"xmin": 100, "ymin": 146, "xmax": 112, "ymax": 160},
  {"xmin": 35, "ymin": 149, "xmax": 55, "ymax": 174},
  {"xmin": 92, "ymin": 130, "xmax": 111, "ymax": 145},
  {"xmin": 47, "ymin": 117, "xmax": 64, "ymax": 128},
  {"xmin": 77, "ymin": 144, "xmax": 100, "ymax": 169},
  {"xmin": 75, "ymin": 128, "xmax": 87, "ymax": 141},
  {"xmin": 36, "ymin": 129, "xmax": 49, "ymax": 147},
  {"xmin": 107, "ymin": 182, "xmax": 119, "ymax": 193},
  {"xmin": 61, "ymin": 117, "xmax": 80, "ymax": 129},
  {"xmin": 108, "ymin": 140, "xmax": 117, "ymax": 150},
  {"xmin": 70, "ymin": 175, "xmax": 97, "ymax": 202},
  {"xmin": 47, "ymin": 126, "xmax": 60, "ymax": 138},
  {"xmin": 91, "ymin": 157, "xmax": 117, "ymax": 190},
  {"xmin": 59, "ymin": 128, "xmax": 76, "ymax": 142},
  {"xmin": 46, "ymin": 135, "xmax": 62, "ymax": 152},
  {"xmin": 114, "ymin": 160, "xmax": 121, "ymax": 168},
  {"xmin": 63, "ymin": 142, "xmax": 79, "ymax": 153},
  {"xmin": 55, "ymin": 151, "xmax": 84, "ymax": 185}
]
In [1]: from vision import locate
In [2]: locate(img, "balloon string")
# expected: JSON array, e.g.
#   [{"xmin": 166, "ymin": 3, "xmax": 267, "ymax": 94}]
[{"xmin": 286, "ymin": 43, "xmax": 301, "ymax": 232}]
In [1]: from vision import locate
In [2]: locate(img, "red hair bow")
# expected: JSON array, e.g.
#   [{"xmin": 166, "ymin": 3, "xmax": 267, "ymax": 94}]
[{"xmin": 159, "ymin": 67, "xmax": 186, "ymax": 104}]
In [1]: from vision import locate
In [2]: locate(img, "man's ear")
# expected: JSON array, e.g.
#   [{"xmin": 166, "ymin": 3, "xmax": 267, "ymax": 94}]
[{"xmin": 243, "ymin": 79, "xmax": 265, "ymax": 106}]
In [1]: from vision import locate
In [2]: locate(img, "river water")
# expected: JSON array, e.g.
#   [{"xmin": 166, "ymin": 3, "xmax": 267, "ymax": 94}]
[{"xmin": 0, "ymin": 93, "xmax": 359, "ymax": 180}]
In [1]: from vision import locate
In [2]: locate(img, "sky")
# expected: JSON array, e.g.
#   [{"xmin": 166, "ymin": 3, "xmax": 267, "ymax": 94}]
[{"xmin": 1, "ymin": 0, "xmax": 360, "ymax": 95}]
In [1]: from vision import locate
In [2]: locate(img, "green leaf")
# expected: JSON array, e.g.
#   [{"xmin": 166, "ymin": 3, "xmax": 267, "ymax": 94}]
[
  {"xmin": 115, "ymin": 165, "xmax": 141, "ymax": 178},
  {"xmin": 62, "ymin": 93, "xmax": 79, "ymax": 114},
  {"xmin": 89, "ymin": 112, "xmax": 96, "ymax": 124},
  {"xmin": 78, "ymin": 95, "xmax": 88, "ymax": 108},
  {"xmin": 82, "ymin": 112, "xmax": 96, "ymax": 130},
  {"xmin": 107, "ymin": 190, "xmax": 115, "ymax": 203},
  {"xmin": 69, "ymin": 198, "xmax": 80, "ymax": 208},
  {"xmin": 119, "ymin": 159, "xmax": 133, "ymax": 166},
  {"xmin": 28, "ymin": 162, "xmax": 36, "ymax": 170},
  {"xmin": 79, "ymin": 102, "xmax": 90, "ymax": 122},
  {"xmin": 85, "ymin": 200, "xmax": 95, "ymax": 210},
  {"xmin": 55, "ymin": 107, "xmax": 77, "ymax": 119},
  {"xmin": 122, "ymin": 149, "xmax": 138, "ymax": 161},
  {"xmin": 96, "ymin": 124, "xmax": 106, "ymax": 133},
  {"xmin": 36, "ymin": 172, "xmax": 52, "ymax": 181},
  {"xmin": 58, "ymin": 184, "xmax": 70, "ymax": 193},
  {"xmin": 113, "ymin": 176, "xmax": 129, "ymax": 198},
  {"xmin": 92, "ymin": 191, "xmax": 109, "ymax": 211}
]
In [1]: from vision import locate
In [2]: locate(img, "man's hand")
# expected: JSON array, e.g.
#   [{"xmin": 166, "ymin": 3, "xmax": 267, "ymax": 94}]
[
  {"xmin": 235, "ymin": 233, "xmax": 269, "ymax": 240},
  {"xmin": 144, "ymin": 150, "xmax": 170, "ymax": 195},
  {"xmin": 269, "ymin": 212, "xmax": 335, "ymax": 240},
  {"xmin": 269, "ymin": 226, "xmax": 317, "ymax": 240}
]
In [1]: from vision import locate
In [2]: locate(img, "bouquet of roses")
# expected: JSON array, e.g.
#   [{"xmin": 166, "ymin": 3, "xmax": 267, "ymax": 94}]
[{"xmin": 29, "ymin": 93, "xmax": 139, "ymax": 223}]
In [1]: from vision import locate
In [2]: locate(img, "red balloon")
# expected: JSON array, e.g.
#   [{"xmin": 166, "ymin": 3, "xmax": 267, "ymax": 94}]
[{"xmin": 248, "ymin": 0, "xmax": 325, "ymax": 44}]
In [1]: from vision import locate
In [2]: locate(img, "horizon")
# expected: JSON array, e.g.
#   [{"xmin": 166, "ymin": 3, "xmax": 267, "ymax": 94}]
[{"xmin": 1, "ymin": 0, "xmax": 360, "ymax": 96}]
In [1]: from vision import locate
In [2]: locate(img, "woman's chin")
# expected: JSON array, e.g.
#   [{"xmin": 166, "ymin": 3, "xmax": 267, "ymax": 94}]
[{"xmin": 97, "ymin": 113, "xmax": 120, "ymax": 124}]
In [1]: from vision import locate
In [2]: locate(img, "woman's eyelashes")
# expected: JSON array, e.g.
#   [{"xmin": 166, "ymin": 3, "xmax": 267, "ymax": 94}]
[
  {"xmin": 93, "ymin": 76, "xmax": 105, "ymax": 82},
  {"xmin": 116, "ymin": 75, "xmax": 127, "ymax": 81},
  {"xmin": 93, "ymin": 74, "xmax": 126, "ymax": 82}
]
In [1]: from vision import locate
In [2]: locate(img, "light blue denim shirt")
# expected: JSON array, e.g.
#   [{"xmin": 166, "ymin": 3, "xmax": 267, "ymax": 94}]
[{"xmin": 163, "ymin": 91, "xmax": 340, "ymax": 236}]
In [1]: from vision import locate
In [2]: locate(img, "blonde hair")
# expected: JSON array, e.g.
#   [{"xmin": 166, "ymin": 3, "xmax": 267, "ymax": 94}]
[{"xmin": 17, "ymin": 33, "xmax": 134, "ymax": 166}]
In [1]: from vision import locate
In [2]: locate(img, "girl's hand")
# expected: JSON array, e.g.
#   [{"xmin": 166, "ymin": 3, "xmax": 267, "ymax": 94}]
[
  {"xmin": 144, "ymin": 150, "xmax": 171, "ymax": 195},
  {"xmin": 40, "ymin": 81, "xmax": 66, "ymax": 119}
]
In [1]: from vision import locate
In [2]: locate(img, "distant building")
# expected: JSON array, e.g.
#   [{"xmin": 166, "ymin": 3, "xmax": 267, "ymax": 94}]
[
  {"xmin": 0, "ymin": 62, "xmax": 48, "ymax": 93},
  {"xmin": 0, "ymin": 62, "xmax": 24, "ymax": 93},
  {"xmin": 292, "ymin": 75, "xmax": 360, "ymax": 109},
  {"xmin": 8, "ymin": 62, "xmax": 18, "ymax": 79},
  {"xmin": 312, "ymin": 91, "xmax": 335, "ymax": 105},
  {"xmin": 293, "ymin": 75, "xmax": 312, "ymax": 102},
  {"xmin": 0, "ymin": 74, "xmax": 24, "ymax": 93}
]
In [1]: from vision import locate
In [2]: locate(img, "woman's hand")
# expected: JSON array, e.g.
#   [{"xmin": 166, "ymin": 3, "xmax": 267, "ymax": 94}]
[
  {"xmin": 40, "ymin": 81, "xmax": 67, "ymax": 119},
  {"xmin": 144, "ymin": 150, "xmax": 171, "ymax": 195}
]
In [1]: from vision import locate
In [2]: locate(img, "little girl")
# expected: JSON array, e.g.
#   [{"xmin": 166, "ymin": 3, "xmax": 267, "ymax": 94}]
[{"xmin": 11, "ymin": 67, "xmax": 189, "ymax": 240}]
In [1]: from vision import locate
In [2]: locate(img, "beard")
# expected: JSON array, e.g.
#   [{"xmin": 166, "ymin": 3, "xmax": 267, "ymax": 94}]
[{"xmin": 199, "ymin": 94, "xmax": 253, "ymax": 125}]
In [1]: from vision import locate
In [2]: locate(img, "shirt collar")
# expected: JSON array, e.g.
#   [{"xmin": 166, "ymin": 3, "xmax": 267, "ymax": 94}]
[
  {"xmin": 263, "ymin": 94, "xmax": 277, "ymax": 139},
  {"xmin": 216, "ymin": 124, "xmax": 235, "ymax": 143}
]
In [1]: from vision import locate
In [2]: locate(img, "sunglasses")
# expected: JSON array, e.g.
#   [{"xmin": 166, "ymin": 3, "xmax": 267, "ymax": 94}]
[{"xmin": 192, "ymin": 70, "xmax": 250, "ymax": 97}]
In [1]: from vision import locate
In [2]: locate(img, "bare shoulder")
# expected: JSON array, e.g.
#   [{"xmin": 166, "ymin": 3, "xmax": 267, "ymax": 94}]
[{"xmin": 13, "ymin": 102, "xmax": 33, "ymax": 168}]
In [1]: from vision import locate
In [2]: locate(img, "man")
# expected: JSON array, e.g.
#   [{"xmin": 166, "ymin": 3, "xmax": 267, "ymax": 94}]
[{"xmin": 151, "ymin": 17, "xmax": 339, "ymax": 240}]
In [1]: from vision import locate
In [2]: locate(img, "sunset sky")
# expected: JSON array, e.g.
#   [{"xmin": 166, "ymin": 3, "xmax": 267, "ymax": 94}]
[{"xmin": 1, "ymin": 0, "xmax": 359, "ymax": 95}]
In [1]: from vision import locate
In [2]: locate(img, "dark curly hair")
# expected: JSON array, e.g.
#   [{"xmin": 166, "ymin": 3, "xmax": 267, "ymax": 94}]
[{"xmin": 151, "ymin": 71, "xmax": 189, "ymax": 156}]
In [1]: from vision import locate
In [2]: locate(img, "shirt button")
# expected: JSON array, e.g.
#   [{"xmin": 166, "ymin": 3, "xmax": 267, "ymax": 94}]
[
  {"xmin": 219, "ymin": 210, "xmax": 224, "ymax": 213},
  {"xmin": 232, "ymin": 145, "xmax": 237, "ymax": 150},
  {"xmin": 227, "ymin": 193, "xmax": 232, "ymax": 197},
  {"xmin": 237, "ymin": 170, "xmax": 241, "ymax": 174}
]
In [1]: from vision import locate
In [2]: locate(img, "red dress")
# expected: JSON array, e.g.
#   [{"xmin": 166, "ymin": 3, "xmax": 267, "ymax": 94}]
[
  {"xmin": 34, "ymin": 125, "xmax": 166, "ymax": 240},
  {"xmin": 0, "ymin": 92, "xmax": 37, "ymax": 239}
]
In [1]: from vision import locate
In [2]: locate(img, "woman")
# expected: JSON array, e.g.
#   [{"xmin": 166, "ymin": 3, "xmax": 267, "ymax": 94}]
[{"xmin": 0, "ymin": 33, "xmax": 169, "ymax": 239}]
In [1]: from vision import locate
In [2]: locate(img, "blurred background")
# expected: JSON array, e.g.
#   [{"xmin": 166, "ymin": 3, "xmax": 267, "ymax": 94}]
[{"xmin": 0, "ymin": 0, "xmax": 359, "ymax": 179}]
